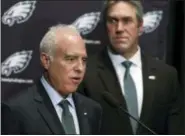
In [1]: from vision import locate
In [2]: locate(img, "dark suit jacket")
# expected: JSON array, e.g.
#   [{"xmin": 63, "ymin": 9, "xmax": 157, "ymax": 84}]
[
  {"xmin": 1, "ymin": 103, "xmax": 20, "ymax": 134},
  {"xmin": 4, "ymin": 81, "xmax": 102, "ymax": 135},
  {"xmin": 78, "ymin": 48, "xmax": 184, "ymax": 135}
]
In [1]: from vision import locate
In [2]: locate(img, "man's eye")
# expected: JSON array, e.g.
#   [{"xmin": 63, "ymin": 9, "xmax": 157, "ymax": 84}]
[
  {"xmin": 107, "ymin": 18, "xmax": 117, "ymax": 24},
  {"xmin": 67, "ymin": 57, "xmax": 75, "ymax": 61},
  {"xmin": 122, "ymin": 18, "xmax": 133, "ymax": 24},
  {"xmin": 82, "ymin": 58, "xmax": 87, "ymax": 63},
  {"xmin": 65, "ymin": 56, "xmax": 76, "ymax": 62}
]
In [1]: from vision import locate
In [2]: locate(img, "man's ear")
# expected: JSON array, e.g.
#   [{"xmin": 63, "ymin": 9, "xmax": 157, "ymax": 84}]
[
  {"xmin": 138, "ymin": 20, "xmax": 143, "ymax": 34},
  {"xmin": 40, "ymin": 52, "xmax": 50, "ymax": 70}
]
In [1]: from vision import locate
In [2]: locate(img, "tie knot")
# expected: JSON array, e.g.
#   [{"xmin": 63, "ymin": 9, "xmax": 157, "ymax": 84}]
[
  {"xmin": 122, "ymin": 61, "xmax": 132, "ymax": 69},
  {"xmin": 59, "ymin": 99, "xmax": 69, "ymax": 109}
]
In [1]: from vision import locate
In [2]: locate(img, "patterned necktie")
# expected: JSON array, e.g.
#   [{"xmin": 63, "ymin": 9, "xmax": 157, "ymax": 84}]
[
  {"xmin": 59, "ymin": 100, "xmax": 76, "ymax": 134},
  {"xmin": 122, "ymin": 61, "xmax": 138, "ymax": 134}
]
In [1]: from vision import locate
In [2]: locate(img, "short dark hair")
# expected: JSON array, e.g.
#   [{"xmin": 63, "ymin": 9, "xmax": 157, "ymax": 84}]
[{"xmin": 101, "ymin": 0, "xmax": 143, "ymax": 27}]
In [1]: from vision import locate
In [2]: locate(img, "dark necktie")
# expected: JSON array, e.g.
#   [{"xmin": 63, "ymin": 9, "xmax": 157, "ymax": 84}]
[
  {"xmin": 59, "ymin": 100, "xmax": 76, "ymax": 134},
  {"xmin": 122, "ymin": 61, "xmax": 138, "ymax": 134}
]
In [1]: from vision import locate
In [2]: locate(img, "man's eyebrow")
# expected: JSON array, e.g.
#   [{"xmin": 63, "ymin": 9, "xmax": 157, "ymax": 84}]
[
  {"xmin": 83, "ymin": 56, "xmax": 88, "ymax": 59},
  {"xmin": 64, "ymin": 54, "xmax": 87, "ymax": 58},
  {"xmin": 110, "ymin": 15, "xmax": 132, "ymax": 18},
  {"xmin": 64, "ymin": 54, "xmax": 78, "ymax": 57}
]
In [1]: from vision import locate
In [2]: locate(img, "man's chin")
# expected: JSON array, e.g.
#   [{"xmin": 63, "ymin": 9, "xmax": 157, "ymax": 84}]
[
  {"xmin": 113, "ymin": 45, "xmax": 131, "ymax": 53},
  {"xmin": 118, "ymin": 43, "xmax": 130, "ymax": 48},
  {"xmin": 67, "ymin": 86, "xmax": 78, "ymax": 93}
]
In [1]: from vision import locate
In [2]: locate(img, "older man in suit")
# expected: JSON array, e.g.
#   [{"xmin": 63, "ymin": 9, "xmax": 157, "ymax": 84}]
[
  {"xmin": 4, "ymin": 24, "xmax": 102, "ymax": 135},
  {"xmin": 78, "ymin": 0, "xmax": 184, "ymax": 135}
]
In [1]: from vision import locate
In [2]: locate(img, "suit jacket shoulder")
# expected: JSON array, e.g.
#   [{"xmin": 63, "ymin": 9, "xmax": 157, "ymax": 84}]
[
  {"xmin": 6, "ymin": 83, "xmax": 102, "ymax": 135},
  {"xmin": 6, "ymin": 82, "xmax": 66, "ymax": 134},
  {"xmin": 144, "ymin": 54, "xmax": 178, "ymax": 75}
]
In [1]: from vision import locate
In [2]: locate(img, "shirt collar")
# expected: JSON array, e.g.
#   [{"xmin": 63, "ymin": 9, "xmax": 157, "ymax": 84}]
[
  {"xmin": 107, "ymin": 46, "xmax": 142, "ymax": 68},
  {"xmin": 40, "ymin": 76, "xmax": 75, "ymax": 108}
]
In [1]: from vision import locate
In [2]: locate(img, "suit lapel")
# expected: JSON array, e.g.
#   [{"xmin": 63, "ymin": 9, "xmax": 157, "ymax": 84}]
[
  {"xmin": 73, "ymin": 93, "xmax": 90, "ymax": 134},
  {"xmin": 138, "ymin": 53, "xmax": 157, "ymax": 131},
  {"xmin": 34, "ymin": 81, "xmax": 65, "ymax": 135},
  {"xmin": 97, "ymin": 49, "xmax": 133, "ymax": 133},
  {"xmin": 97, "ymin": 49, "xmax": 127, "ymax": 106},
  {"xmin": 96, "ymin": 49, "xmax": 159, "ymax": 133}
]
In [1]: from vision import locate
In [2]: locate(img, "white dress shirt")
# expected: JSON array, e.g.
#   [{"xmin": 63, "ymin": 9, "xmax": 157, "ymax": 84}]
[
  {"xmin": 40, "ymin": 76, "xmax": 80, "ymax": 134},
  {"xmin": 108, "ymin": 47, "xmax": 143, "ymax": 116}
]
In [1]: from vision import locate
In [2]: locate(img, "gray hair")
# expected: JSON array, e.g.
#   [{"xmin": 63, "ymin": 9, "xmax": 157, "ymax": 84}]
[
  {"xmin": 101, "ymin": 0, "xmax": 143, "ymax": 26},
  {"xmin": 39, "ymin": 24, "xmax": 77, "ymax": 59}
]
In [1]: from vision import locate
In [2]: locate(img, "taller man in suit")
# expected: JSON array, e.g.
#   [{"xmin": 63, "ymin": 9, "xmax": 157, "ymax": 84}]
[
  {"xmin": 4, "ymin": 24, "xmax": 102, "ymax": 135},
  {"xmin": 78, "ymin": 0, "xmax": 184, "ymax": 134}
]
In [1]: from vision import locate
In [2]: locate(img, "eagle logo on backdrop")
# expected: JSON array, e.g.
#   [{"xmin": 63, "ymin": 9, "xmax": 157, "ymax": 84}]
[
  {"xmin": 71, "ymin": 12, "xmax": 101, "ymax": 44},
  {"xmin": 140, "ymin": 10, "xmax": 163, "ymax": 35},
  {"xmin": 69, "ymin": 10, "xmax": 162, "ymax": 44},
  {"xmin": 1, "ymin": 50, "xmax": 33, "ymax": 77},
  {"xmin": 70, "ymin": 10, "xmax": 163, "ymax": 36},
  {"xmin": 71, "ymin": 12, "xmax": 101, "ymax": 35},
  {"xmin": 2, "ymin": 1, "xmax": 37, "ymax": 27}
]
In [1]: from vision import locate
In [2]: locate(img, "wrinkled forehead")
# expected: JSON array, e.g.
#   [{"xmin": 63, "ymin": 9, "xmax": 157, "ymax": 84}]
[
  {"xmin": 61, "ymin": 42, "xmax": 87, "ymax": 58},
  {"xmin": 107, "ymin": 1, "xmax": 137, "ymax": 18}
]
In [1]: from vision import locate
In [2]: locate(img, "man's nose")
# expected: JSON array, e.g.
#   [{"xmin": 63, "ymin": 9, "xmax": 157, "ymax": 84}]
[
  {"xmin": 75, "ymin": 60, "xmax": 85, "ymax": 73},
  {"xmin": 116, "ymin": 22, "xmax": 125, "ymax": 33}
]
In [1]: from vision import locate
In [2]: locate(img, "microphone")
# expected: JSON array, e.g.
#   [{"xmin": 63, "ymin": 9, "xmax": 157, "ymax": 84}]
[{"xmin": 103, "ymin": 92, "xmax": 157, "ymax": 135}]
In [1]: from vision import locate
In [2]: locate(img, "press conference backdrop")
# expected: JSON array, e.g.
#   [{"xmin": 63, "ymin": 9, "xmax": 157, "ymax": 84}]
[{"xmin": 1, "ymin": 0, "xmax": 171, "ymax": 101}]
